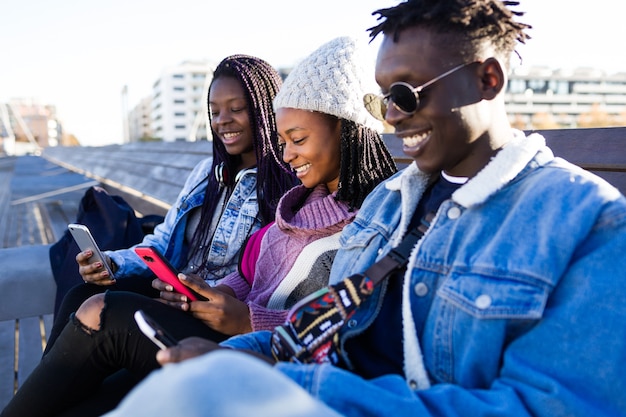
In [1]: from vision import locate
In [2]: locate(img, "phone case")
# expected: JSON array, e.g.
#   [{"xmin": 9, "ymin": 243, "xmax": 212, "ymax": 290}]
[
  {"xmin": 134, "ymin": 246, "xmax": 198, "ymax": 301},
  {"xmin": 134, "ymin": 310, "xmax": 178, "ymax": 350},
  {"xmin": 68, "ymin": 223, "xmax": 115, "ymax": 277}
]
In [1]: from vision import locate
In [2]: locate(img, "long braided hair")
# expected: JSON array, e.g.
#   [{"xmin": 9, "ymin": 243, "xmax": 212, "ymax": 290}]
[
  {"xmin": 368, "ymin": 0, "xmax": 532, "ymax": 68},
  {"xmin": 336, "ymin": 119, "xmax": 396, "ymax": 210},
  {"xmin": 188, "ymin": 55, "xmax": 296, "ymax": 273}
]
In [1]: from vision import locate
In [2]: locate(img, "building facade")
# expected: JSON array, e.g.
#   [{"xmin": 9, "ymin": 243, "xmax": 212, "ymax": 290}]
[
  {"xmin": 0, "ymin": 98, "xmax": 66, "ymax": 155},
  {"xmin": 127, "ymin": 96, "xmax": 153, "ymax": 142},
  {"xmin": 150, "ymin": 61, "xmax": 215, "ymax": 142},
  {"xmin": 506, "ymin": 66, "xmax": 626, "ymax": 129}
]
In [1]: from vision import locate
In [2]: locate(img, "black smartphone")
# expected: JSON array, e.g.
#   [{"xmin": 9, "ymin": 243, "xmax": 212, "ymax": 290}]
[{"xmin": 134, "ymin": 310, "xmax": 178, "ymax": 350}]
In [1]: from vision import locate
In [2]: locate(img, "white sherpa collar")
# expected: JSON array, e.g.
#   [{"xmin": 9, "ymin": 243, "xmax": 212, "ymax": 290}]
[{"xmin": 452, "ymin": 131, "xmax": 551, "ymax": 207}]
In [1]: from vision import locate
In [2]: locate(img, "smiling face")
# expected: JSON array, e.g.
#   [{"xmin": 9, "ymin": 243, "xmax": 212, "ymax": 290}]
[
  {"xmin": 275, "ymin": 108, "xmax": 342, "ymax": 192},
  {"xmin": 376, "ymin": 26, "xmax": 508, "ymax": 177},
  {"xmin": 209, "ymin": 76, "xmax": 256, "ymax": 169}
]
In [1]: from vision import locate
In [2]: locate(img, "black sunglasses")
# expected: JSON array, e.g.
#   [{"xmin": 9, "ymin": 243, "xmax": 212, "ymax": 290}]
[{"xmin": 363, "ymin": 62, "xmax": 473, "ymax": 121}]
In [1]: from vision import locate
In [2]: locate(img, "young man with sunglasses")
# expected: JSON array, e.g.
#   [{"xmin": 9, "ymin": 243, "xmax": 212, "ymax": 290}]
[{"xmin": 103, "ymin": 1, "xmax": 626, "ymax": 416}]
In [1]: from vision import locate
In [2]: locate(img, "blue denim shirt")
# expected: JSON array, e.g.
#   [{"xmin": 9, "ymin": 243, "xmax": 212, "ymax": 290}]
[
  {"xmin": 107, "ymin": 157, "xmax": 260, "ymax": 283},
  {"xmin": 224, "ymin": 133, "xmax": 626, "ymax": 416}
]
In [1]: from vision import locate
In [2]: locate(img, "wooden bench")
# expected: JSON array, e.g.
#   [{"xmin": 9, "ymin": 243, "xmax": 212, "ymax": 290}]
[{"xmin": 0, "ymin": 127, "xmax": 624, "ymax": 409}]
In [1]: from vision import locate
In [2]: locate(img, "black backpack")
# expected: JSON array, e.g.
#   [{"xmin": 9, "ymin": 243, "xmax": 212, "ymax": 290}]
[{"xmin": 49, "ymin": 186, "xmax": 163, "ymax": 316}]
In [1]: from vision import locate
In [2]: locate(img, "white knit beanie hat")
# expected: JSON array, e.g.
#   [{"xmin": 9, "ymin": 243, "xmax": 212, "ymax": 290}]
[{"xmin": 273, "ymin": 36, "xmax": 382, "ymax": 132}]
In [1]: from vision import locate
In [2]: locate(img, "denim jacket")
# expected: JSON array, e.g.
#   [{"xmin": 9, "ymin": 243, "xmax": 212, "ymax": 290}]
[
  {"xmin": 107, "ymin": 158, "xmax": 260, "ymax": 283},
  {"xmin": 225, "ymin": 132, "xmax": 626, "ymax": 416}
]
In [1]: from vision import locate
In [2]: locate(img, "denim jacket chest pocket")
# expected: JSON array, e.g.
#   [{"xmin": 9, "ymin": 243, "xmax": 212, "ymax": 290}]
[
  {"xmin": 438, "ymin": 271, "xmax": 549, "ymax": 318},
  {"xmin": 422, "ymin": 270, "xmax": 551, "ymax": 386}
]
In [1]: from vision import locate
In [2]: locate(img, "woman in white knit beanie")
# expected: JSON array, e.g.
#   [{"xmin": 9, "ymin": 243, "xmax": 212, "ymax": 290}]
[
  {"xmin": 271, "ymin": 35, "xmax": 394, "ymax": 209},
  {"xmin": 229, "ymin": 35, "xmax": 399, "ymax": 314},
  {"xmin": 198, "ymin": 35, "xmax": 398, "ymax": 335}
]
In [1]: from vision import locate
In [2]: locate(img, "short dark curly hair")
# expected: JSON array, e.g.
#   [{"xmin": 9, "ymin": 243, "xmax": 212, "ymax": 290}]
[{"xmin": 368, "ymin": 0, "xmax": 532, "ymax": 67}]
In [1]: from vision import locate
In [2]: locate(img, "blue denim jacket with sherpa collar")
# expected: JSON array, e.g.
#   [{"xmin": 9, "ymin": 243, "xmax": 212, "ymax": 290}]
[
  {"xmin": 224, "ymin": 131, "xmax": 626, "ymax": 416},
  {"xmin": 107, "ymin": 157, "xmax": 260, "ymax": 283}
]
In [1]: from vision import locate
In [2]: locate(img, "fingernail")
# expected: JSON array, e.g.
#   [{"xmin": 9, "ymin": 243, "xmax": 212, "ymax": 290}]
[
  {"xmin": 181, "ymin": 295, "xmax": 188, "ymax": 302},
  {"xmin": 156, "ymin": 350, "xmax": 167, "ymax": 362},
  {"xmin": 166, "ymin": 285, "xmax": 173, "ymax": 291}
]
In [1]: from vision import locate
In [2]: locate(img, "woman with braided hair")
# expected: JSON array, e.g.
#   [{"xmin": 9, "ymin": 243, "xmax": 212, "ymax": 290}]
[
  {"xmin": 46, "ymin": 54, "xmax": 298, "ymax": 352},
  {"xmin": 2, "ymin": 37, "xmax": 397, "ymax": 417}
]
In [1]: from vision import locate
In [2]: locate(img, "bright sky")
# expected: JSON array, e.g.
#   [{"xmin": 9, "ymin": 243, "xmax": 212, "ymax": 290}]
[{"xmin": 2, "ymin": 0, "xmax": 626, "ymax": 146}]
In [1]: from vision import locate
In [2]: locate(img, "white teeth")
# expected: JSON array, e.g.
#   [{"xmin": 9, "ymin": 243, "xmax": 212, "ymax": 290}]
[
  {"xmin": 293, "ymin": 163, "xmax": 311, "ymax": 173},
  {"xmin": 223, "ymin": 132, "xmax": 240, "ymax": 139},
  {"xmin": 403, "ymin": 131, "xmax": 431, "ymax": 148}
]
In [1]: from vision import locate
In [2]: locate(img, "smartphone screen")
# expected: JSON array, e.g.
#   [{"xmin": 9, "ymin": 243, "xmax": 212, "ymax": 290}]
[
  {"xmin": 134, "ymin": 246, "xmax": 199, "ymax": 301},
  {"xmin": 68, "ymin": 223, "xmax": 115, "ymax": 277},
  {"xmin": 134, "ymin": 310, "xmax": 178, "ymax": 350}
]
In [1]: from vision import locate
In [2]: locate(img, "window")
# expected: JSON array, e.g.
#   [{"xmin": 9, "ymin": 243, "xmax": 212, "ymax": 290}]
[
  {"xmin": 508, "ymin": 79, "xmax": 527, "ymax": 94},
  {"xmin": 528, "ymin": 79, "xmax": 547, "ymax": 93}
]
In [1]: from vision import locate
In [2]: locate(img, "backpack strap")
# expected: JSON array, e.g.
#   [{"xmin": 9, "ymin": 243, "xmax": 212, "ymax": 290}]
[{"xmin": 363, "ymin": 211, "xmax": 435, "ymax": 286}]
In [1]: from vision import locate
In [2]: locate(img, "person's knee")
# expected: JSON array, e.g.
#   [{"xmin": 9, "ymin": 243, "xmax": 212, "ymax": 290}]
[{"xmin": 75, "ymin": 293, "xmax": 106, "ymax": 331}]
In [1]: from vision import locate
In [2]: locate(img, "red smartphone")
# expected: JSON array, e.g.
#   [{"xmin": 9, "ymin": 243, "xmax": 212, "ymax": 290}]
[{"xmin": 134, "ymin": 245, "xmax": 199, "ymax": 301}]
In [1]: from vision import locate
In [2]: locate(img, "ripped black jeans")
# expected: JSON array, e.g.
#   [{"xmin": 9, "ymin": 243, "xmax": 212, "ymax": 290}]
[
  {"xmin": 1, "ymin": 290, "xmax": 228, "ymax": 417},
  {"xmin": 45, "ymin": 276, "xmax": 161, "ymax": 355}
]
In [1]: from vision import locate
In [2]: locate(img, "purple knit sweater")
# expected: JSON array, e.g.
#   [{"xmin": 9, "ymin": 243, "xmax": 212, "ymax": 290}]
[{"xmin": 220, "ymin": 184, "xmax": 355, "ymax": 331}]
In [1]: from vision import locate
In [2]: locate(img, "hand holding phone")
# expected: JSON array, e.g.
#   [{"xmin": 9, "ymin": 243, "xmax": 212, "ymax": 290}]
[
  {"xmin": 134, "ymin": 246, "xmax": 199, "ymax": 301},
  {"xmin": 68, "ymin": 223, "xmax": 115, "ymax": 277},
  {"xmin": 134, "ymin": 310, "xmax": 178, "ymax": 350}
]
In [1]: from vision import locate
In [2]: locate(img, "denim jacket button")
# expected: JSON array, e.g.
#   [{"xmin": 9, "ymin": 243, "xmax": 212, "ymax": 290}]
[
  {"xmin": 408, "ymin": 380, "xmax": 418, "ymax": 390},
  {"xmin": 347, "ymin": 319, "xmax": 357, "ymax": 328},
  {"xmin": 414, "ymin": 282, "xmax": 428, "ymax": 297},
  {"xmin": 377, "ymin": 248, "xmax": 383, "ymax": 256},
  {"xmin": 447, "ymin": 206, "xmax": 461, "ymax": 219},
  {"xmin": 475, "ymin": 294, "xmax": 492, "ymax": 309}
]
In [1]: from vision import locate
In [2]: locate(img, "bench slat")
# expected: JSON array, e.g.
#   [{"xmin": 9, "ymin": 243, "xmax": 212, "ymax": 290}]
[
  {"xmin": 0, "ymin": 320, "xmax": 16, "ymax": 409},
  {"xmin": 17, "ymin": 317, "xmax": 47, "ymax": 388}
]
